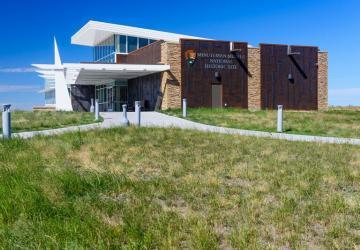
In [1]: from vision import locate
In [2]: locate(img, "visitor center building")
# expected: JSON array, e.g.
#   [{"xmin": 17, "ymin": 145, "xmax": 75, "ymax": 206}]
[{"xmin": 33, "ymin": 20, "xmax": 328, "ymax": 111}]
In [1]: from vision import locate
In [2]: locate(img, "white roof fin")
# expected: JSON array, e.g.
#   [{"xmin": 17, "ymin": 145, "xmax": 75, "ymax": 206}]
[{"xmin": 54, "ymin": 37, "xmax": 62, "ymax": 65}]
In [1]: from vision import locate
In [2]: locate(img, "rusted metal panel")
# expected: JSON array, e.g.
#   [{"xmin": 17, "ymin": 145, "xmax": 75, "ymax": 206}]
[
  {"xmin": 181, "ymin": 39, "xmax": 248, "ymax": 108},
  {"xmin": 260, "ymin": 44, "xmax": 318, "ymax": 110},
  {"xmin": 128, "ymin": 73, "xmax": 162, "ymax": 110},
  {"xmin": 70, "ymin": 85, "xmax": 95, "ymax": 112},
  {"xmin": 116, "ymin": 40, "xmax": 164, "ymax": 64}
]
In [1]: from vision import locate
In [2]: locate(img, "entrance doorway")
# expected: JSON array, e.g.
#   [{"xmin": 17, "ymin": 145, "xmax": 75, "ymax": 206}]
[
  {"xmin": 106, "ymin": 87, "xmax": 113, "ymax": 111},
  {"xmin": 95, "ymin": 81, "xmax": 128, "ymax": 111},
  {"xmin": 212, "ymin": 84, "xmax": 223, "ymax": 108}
]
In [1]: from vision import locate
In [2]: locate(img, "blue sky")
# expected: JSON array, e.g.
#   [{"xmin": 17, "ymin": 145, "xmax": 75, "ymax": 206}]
[{"xmin": 0, "ymin": 0, "xmax": 359, "ymax": 109}]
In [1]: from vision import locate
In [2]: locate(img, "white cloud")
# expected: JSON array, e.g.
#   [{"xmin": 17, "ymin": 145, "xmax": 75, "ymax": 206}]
[
  {"xmin": 329, "ymin": 88, "xmax": 360, "ymax": 106},
  {"xmin": 0, "ymin": 67, "xmax": 36, "ymax": 73},
  {"xmin": 0, "ymin": 84, "xmax": 41, "ymax": 93}
]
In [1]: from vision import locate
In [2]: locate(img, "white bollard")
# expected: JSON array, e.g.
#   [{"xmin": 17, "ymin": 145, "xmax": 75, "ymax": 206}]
[
  {"xmin": 90, "ymin": 98, "xmax": 95, "ymax": 113},
  {"xmin": 182, "ymin": 98, "xmax": 187, "ymax": 118},
  {"xmin": 277, "ymin": 105, "xmax": 283, "ymax": 133},
  {"xmin": 121, "ymin": 104, "xmax": 129, "ymax": 126},
  {"xmin": 2, "ymin": 104, "xmax": 11, "ymax": 139},
  {"xmin": 95, "ymin": 99, "xmax": 99, "ymax": 121},
  {"xmin": 135, "ymin": 101, "xmax": 141, "ymax": 127}
]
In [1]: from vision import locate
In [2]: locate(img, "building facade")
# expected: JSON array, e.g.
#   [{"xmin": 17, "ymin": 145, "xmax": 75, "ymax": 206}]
[{"xmin": 33, "ymin": 21, "xmax": 328, "ymax": 111}]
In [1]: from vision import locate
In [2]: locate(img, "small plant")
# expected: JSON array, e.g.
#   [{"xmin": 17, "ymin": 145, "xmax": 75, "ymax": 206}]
[{"xmin": 72, "ymin": 129, "xmax": 84, "ymax": 150}]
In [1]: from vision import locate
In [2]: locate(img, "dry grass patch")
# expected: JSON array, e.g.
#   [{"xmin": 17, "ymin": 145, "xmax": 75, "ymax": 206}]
[
  {"xmin": 0, "ymin": 127, "xmax": 359, "ymax": 248},
  {"xmin": 0, "ymin": 110, "xmax": 99, "ymax": 132}
]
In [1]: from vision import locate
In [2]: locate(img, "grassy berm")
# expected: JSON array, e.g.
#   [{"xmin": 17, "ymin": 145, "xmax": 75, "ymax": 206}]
[
  {"xmin": 0, "ymin": 111, "xmax": 99, "ymax": 132},
  {"xmin": 163, "ymin": 107, "xmax": 360, "ymax": 138},
  {"xmin": 0, "ymin": 127, "xmax": 359, "ymax": 249}
]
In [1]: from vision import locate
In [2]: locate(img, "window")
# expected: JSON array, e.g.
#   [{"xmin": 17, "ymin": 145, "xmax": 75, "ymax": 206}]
[
  {"xmin": 105, "ymin": 35, "xmax": 158, "ymax": 59},
  {"xmin": 127, "ymin": 36, "xmax": 138, "ymax": 53},
  {"xmin": 119, "ymin": 35, "xmax": 127, "ymax": 53},
  {"xmin": 45, "ymin": 90, "xmax": 55, "ymax": 105},
  {"xmin": 139, "ymin": 38, "xmax": 149, "ymax": 48}
]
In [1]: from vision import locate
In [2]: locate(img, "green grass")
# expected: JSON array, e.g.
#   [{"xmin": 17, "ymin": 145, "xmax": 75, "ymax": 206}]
[
  {"xmin": 0, "ymin": 127, "xmax": 359, "ymax": 248},
  {"xmin": 0, "ymin": 111, "xmax": 101, "ymax": 132},
  {"xmin": 162, "ymin": 107, "xmax": 360, "ymax": 138}
]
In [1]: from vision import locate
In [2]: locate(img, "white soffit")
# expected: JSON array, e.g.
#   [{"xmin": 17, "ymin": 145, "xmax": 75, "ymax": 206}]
[
  {"xmin": 32, "ymin": 63, "xmax": 170, "ymax": 86},
  {"xmin": 71, "ymin": 20, "xmax": 209, "ymax": 46},
  {"xmin": 65, "ymin": 63, "xmax": 170, "ymax": 85}
]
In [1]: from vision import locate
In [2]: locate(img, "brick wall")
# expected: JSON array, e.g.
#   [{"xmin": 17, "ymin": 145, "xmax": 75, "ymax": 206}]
[
  {"xmin": 318, "ymin": 52, "xmax": 328, "ymax": 110},
  {"xmin": 247, "ymin": 47, "xmax": 261, "ymax": 110},
  {"xmin": 160, "ymin": 42, "xmax": 182, "ymax": 109}
]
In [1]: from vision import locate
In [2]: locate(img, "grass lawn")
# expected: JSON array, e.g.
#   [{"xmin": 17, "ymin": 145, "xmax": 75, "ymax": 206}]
[
  {"xmin": 0, "ymin": 127, "xmax": 359, "ymax": 248},
  {"xmin": 0, "ymin": 111, "xmax": 100, "ymax": 132},
  {"xmin": 162, "ymin": 107, "xmax": 360, "ymax": 138}
]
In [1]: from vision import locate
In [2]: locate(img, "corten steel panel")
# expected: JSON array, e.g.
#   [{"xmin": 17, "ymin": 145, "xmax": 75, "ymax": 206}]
[
  {"xmin": 181, "ymin": 39, "xmax": 248, "ymax": 108},
  {"xmin": 116, "ymin": 40, "xmax": 164, "ymax": 64},
  {"xmin": 128, "ymin": 73, "xmax": 162, "ymax": 110},
  {"xmin": 260, "ymin": 44, "xmax": 318, "ymax": 110},
  {"xmin": 70, "ymin": 85, "xmax": 95, "ymax": 112}
]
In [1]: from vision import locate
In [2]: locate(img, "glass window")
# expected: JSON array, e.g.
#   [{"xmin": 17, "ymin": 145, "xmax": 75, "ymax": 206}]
[
  {"xmin": 127, "ymin": 36, "xmax": 138, "ymax": 52},
  {"xmin": 119, "ymin": 35, "xmax": 127, "ymax": 53},
  {"xmin": 149, "ymin": 39, "xmax": 157, "ymax": 44},
  {"xmin": 139, "ymin": 38, "xmax": 149, "ymax": 48},
  {"xmin": 45, "ymin": 90, "xmax": 55, "ymax": 105}
]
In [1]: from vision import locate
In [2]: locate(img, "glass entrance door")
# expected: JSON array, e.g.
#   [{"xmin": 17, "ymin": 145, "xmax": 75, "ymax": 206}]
[
  {"xmin": 95, "ymin": 81, "xmax": 128, "ymax": 112},
  {"xmin": 106, "ymin": 87, "xmax": 113, "ymax": 111}
]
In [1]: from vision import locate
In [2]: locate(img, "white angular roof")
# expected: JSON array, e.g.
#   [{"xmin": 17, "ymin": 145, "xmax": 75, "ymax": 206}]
[
  {"xmin": 32, "ymin": 63, "xmax": 170, "ymax": 85},
  {"xmin": 71, "ymin": 20, "xmax": 208, "ymax": 46}
]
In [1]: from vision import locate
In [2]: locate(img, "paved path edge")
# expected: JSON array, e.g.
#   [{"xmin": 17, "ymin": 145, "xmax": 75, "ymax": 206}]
[{"xmin": 0, "ymin": 112, "xmax": 359, "ymax": 146}]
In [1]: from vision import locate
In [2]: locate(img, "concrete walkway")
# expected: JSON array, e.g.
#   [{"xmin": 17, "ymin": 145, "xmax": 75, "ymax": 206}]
[{"xmin": 3, "ymin": 112, "xmax": 360, "ymax": 145}]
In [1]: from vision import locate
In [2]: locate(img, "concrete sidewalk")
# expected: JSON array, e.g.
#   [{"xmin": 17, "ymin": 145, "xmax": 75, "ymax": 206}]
[
  {"xmin": 2, "ymin": 111, "xmax": 360, "ymax": 145},
  {"xmin": 121, "ymin": 112, "xmax": 360, "ymax": 145}
]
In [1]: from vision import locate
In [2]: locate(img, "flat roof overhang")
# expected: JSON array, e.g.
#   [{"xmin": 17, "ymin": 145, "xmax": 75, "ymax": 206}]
[
  {"xmin": 67, "ymin": 63, "xmax": 170, "ymax": 85},
  {"xmin": 71, "ymin": 20, "xmax": 208, "ymax": 46},
  {"xmin": 33, "ymin": 63, "xmax": 170, "ymax": 85}
]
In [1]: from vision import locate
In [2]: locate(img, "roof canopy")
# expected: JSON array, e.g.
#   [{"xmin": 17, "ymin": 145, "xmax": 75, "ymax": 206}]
[
  {"xmin": 33, "ymin": 63, "xmax": 170, "ymax": 85},
  {"xmin": 71, "ymin": 21, "xmax": 208, "ymax": 46}
]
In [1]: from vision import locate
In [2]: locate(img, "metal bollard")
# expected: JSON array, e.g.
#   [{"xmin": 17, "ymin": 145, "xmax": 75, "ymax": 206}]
[
  {"xmin": 95, "ymin": 99, "xmax": 99, "ymax": 121},
  {"xmin": 277, "ymin": 105, "xmax": 283, "ymax": 133},
  {"xmin": 90, "ymin": 98, "xmax": 95, "ymax": 113},
  {"xmin": 135, "ymin": 101, "xmax": 141, "ymax": 127},
  {"xmin": 2, "ymin": 104, "xmax": 11, "ymax": 139},
  {"xmin": 182, "ymin": 98, "xmax": 187, "ymax": 118},
  {"xmin": 121, "ymin": 104, "xmax": 129, "ymax": 126}
]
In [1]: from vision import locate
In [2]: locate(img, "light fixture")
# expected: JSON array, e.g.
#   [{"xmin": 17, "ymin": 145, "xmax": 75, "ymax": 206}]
[{"xmin": 215, "ymin": 72, "xmax": 222, "ymax": 82}]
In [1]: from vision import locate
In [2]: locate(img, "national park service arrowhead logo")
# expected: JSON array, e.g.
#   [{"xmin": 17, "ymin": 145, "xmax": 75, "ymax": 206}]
[{"xmin": 185, "ymin": 49, "xmax": 197, "ymax": 66}]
